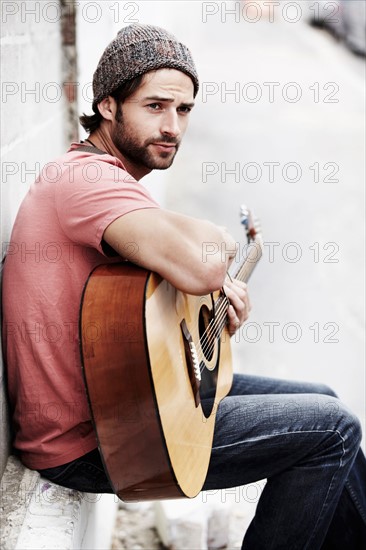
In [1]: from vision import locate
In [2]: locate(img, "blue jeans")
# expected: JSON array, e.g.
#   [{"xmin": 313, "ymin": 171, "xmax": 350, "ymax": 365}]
[{"xmin": 39, "ymin": 373, "xmax": 366, "ymax": 549}]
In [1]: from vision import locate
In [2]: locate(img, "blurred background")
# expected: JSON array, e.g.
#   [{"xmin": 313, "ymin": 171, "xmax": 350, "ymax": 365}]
[
  {"xmin": 84, "ymin": 0, "xmax": 366, "ymax": 440},
  {"xmin": 1, "ymin": 1, "xmax": 365, "ymax": 548}
]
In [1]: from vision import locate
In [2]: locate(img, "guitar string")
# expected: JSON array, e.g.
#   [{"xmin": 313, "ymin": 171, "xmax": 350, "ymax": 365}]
[
  {"xmin": 194, "ymin": 257, "xmax": 253, "ymax": 362},
  {"xmin": 181, "ymin": 239, "xmax": 262, "ymax": 365},
  {"xmin": 183, "ymin": 291, "xmax": 230, "ymax": 369},
  {"xmin": 196, "ymin": 253, "xmax": 257, "ymax": 354},
  {"xmin": 196, "ymin": 297, "xmax": 230, "ymax": 371},
  {"xmin": 196, "ymin": 241, "xmax": 263, "ymax": 366},
  {"xmin": 192, "ymin": 244, "xmax": 262, "ymax": 372},
  {"xmin": 191, "ymin": 269, "xmax": 247, "ymax": 368},
  {"xmin": 186, "ymin": 299, "xmax": 228, "ymax": 362}
]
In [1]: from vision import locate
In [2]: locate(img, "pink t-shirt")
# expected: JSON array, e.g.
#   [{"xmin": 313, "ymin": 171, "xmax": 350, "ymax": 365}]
[{"xmin": 2, "ymin": 144, "xmax": 159, "ymax": 469}]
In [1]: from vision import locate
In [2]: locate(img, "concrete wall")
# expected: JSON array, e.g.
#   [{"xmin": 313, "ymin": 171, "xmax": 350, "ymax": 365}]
[
  {"xmin": 1, "ymin": 4, "xmax": 117, "ymax": 549},
  {"xmin": 1, "ymin": 0, "xmax": 70, "ymax": 479},
  {"xmin": 1, "ymin": 1, "xmax": 69, "ymax": 248}
]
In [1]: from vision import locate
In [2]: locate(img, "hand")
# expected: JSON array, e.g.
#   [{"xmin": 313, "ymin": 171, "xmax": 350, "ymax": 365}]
[{"xmin": 223, "ymin": 279, "xmax": 251, "ymax": 336}]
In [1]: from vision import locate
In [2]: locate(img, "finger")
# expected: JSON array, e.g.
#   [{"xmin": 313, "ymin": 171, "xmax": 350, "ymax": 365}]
[
  {"xmin": 223, "ymin": 285, "xmax": 248, "ymax": 324},
  {"xmin": 225, "ymin": 278, "xmax": 247, "ymax": 291},
  {"xmin": 227, "ymin": 304, "xmax": 240, "ymax": 336},
  {"xmin": 224, "ymin": 282, "xmax": 249, "ymax": 309},
  {"xmin": 227, "ymin": 279, "xmax": 252, "ymax": 313},
  {"xmin": 224, "ymin": 285, "xmax": 246, "ymax": 316},
  {"xmin": 223, "ymin": 281, "xmax": 246, "ymax": 302}
]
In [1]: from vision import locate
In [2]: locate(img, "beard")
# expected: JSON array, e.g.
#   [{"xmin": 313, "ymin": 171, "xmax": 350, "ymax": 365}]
[{"xmin": 112, "ymin": 108, "xmax": 180, "ymax": 170}]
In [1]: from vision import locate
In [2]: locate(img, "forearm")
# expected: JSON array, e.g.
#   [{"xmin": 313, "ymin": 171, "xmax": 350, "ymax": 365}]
[{"xmin": 103, "ymin": 208, "xmax": 237, "ymax": 295}]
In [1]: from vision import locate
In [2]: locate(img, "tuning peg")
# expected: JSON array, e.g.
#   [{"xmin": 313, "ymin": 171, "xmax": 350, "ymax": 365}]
[
  {"xmin": 253, "ymin": 218, "xmax": 262, "ymax": 232},
  {"xmin": 240, "ymin": 204, "xmax": 249, "ymax": 228},
  {"xmin": 239, "ymin": 205, "xmax": 263, "ymax": 244}
]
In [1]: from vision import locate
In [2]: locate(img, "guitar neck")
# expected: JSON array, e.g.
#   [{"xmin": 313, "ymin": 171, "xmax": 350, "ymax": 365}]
[
  {"xmin": 232, "ymin": 237, "xmax": 263, "ymax": 284},
  {"xmin": 214, "ymin": 236, "xmax": 263, "ymax": 334}
]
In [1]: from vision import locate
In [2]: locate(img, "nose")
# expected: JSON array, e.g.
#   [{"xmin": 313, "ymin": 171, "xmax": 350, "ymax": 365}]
[{"xmin": 160, "ymin": 110, "xmax": 180, "ymax": 138}]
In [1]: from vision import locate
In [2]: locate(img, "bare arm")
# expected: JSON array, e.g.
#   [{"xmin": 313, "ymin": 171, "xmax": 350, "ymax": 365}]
[{"xmin": 103, "ymin": 208, "xmax": 238, "ymax": 295}]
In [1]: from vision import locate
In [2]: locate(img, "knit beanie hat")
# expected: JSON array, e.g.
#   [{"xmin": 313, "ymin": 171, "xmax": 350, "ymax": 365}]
[{"xmin": 92, "ymin": 24, "xmax": 199, "ymax": 111}]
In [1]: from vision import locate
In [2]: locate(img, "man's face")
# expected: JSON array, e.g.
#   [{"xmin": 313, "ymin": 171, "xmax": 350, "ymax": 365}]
[{"xmin": 110, "ymin": 68, "xmax": 195, "ymax": 174}]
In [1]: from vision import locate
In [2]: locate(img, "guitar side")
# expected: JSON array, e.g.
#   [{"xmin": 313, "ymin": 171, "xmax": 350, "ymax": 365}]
[
  {"xmin": 80, "ymin": 263, "xmax": 233, "ymax": 501},
  {"xmin": 145, "ymin": 272, "xmax": 233, "ymax": 498}
]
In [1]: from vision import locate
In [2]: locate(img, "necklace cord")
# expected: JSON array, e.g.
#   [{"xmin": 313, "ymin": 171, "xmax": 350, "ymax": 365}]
[{"xmin": 85, "ymin": 138, "xmax": 97, "ymax": 148}]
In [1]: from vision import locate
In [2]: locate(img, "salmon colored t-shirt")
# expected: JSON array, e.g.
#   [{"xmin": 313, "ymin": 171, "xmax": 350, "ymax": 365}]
[{"xmin": 2, "ymin": 144, "xmax": 159, "ymax": 469}]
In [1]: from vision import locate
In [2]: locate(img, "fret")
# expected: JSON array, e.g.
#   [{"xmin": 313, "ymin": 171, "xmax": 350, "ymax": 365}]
[
  {"xmin": 233, "ymin": 239, "xmax": 263, "ymax": 283},
  {"xmin": 212, "ymin": 235, "xmax": 263, "ymax": 339}
]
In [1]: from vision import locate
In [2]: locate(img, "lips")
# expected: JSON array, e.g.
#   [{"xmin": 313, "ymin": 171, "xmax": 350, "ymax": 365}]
[{"xmin": 152, "ymin": 143, "xmax": 177, "ymax": 152}]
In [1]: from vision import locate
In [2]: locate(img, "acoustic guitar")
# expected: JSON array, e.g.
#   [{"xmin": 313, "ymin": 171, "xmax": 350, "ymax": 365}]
[{"xmin": 79, "ymin": 206, "xmax": 263, "ymax": 501}]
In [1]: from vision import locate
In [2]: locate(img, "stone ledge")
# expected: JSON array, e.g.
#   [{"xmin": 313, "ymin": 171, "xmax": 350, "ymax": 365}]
[
  {"xmin": 154, "ymin": 494, "xmax": 232, "ymax": 550},
  {"xmin": 0, "ymin": 455, "xmax": 117, "ymax": 550},
  {"xmin": 1, "ymin": 455, "xmax": 40, "ymax": 549}
]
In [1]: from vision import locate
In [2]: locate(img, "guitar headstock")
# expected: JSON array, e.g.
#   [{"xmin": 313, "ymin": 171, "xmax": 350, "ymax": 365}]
[
  {"xmin": 240, "ymin": 204, "xmax": 263, "ymax": 245},
  {"xmin": 229, "ymin": 205, "xmax": 263, "ymax": 282}
]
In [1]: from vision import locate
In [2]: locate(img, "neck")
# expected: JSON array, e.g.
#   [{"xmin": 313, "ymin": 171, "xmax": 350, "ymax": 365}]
[{"xmin": 87, "ymin": 129, "xmax": 151, "ymax": 181}]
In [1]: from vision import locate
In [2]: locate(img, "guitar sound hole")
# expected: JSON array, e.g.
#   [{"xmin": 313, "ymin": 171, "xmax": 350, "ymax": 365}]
[
  {"xmin": 198, "ymin": 304, "xmax": 220, "ymax": 419},
  {"xmin": 199, "ymin": 305, "xmax": 215, "ymax": 362}
]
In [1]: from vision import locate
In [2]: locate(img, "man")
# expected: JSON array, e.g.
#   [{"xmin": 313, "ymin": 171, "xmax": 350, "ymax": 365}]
[{"xmin": 2, "ymin": 24, "xmax": 365, "ymax": 549}]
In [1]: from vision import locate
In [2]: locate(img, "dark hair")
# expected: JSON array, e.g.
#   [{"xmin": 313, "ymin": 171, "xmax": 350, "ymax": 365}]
[{"xmin": 79, "ymin": 74, "xmax": 144, "ymax": 133}]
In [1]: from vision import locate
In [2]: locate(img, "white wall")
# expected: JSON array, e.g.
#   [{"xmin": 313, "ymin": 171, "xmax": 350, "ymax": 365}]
[
  {"xmin": 75, "ymin": 0, "xmax": 193, "ymax": 205},
  {"xmin": 1, "ymin": 0, "xmax": 69, "ymax": 478},
  {"xmin": 1, "ymin": 1, "xmax": 68, "ymax": 252}
]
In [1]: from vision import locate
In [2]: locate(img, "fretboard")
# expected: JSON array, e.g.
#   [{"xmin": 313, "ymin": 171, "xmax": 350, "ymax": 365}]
[
  {"xmin": 232, "ymin": 238, "xmax": 263, "ymax": 284},
  {"xmin": 213, "ymin": 237, "xmax": 263, "ymax": 337}
]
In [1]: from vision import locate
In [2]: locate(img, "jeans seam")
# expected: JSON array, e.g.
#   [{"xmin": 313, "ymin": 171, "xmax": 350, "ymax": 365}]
[
  {"xmin": 40, "ymin": 459, "xmax": 106, "ymax": 485},
  {"xmin": 211, "ymin": 429, "xmax": 345, "ymax": 452},
  {"xmin": 212, "ymin": 428, "xmax": 347, "ymax": 549},
  {"xmin": 306, "ymin": 429, "xmax": 346, "ymax": 548},
  {"xmin": 346, "ymin": 479, "xmax": 366, "ymax": 524},
  {"xmin": 40, "ymin": 460, "xmax": 81, "ymax": 482}
]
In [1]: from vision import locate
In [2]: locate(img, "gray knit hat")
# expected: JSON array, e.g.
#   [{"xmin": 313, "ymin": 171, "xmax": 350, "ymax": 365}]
[{"xmin": 92, "ymin": 24, "xmax": 199, "ymax": 111}]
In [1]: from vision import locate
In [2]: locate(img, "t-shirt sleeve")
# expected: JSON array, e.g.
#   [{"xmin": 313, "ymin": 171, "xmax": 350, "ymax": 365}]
[{"xmin": 54, "ymin": 154, "xmax": 160, "ymax": 254}]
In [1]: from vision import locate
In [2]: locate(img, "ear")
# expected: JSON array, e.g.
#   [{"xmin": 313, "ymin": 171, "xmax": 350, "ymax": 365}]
[{"xmin": 97, "ymin": 96, "xmax": 117, "ymax": 121}]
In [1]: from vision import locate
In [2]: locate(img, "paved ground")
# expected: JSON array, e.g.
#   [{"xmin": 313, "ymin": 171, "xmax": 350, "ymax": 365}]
[
  {"xmin": 162, "ymin": 5, "xmax": 365, "ymax": 430},
  {"xmin": 111, "ymin": 498, "xmax": 258, "ymax": 549},
  {"xmin": 111, "ymin": 4, "xmax": 365, "ymax": 548},
  {"xmin": 142, "ymin": 1, "xmax": 365, "ymax": 430}
]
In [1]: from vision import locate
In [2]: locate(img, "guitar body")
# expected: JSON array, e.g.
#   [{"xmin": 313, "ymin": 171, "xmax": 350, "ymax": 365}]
[{"xmin": 80, "ymin": 262, "xmax": 233, "ymax": 502}]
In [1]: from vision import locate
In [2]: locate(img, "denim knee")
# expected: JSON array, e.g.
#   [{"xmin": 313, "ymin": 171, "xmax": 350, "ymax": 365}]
[
  {"xmin": 337, "ymin": 401, "xmax": 363, "ymax": 455},
  {"xmin": 315, "ymin": 383, "xmax": 338, "ymax": 399},
  {"xmin": 315, "ymin": 394, "xmax": 362, "ymax": 452}
]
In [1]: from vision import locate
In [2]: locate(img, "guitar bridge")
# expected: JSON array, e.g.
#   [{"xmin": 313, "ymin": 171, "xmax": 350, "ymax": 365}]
[{"xmin": 180, "ymin": 319, "xmax": 201, "ymax": 408}]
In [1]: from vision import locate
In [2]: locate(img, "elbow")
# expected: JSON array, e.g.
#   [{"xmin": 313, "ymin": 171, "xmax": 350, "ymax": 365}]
[{"xmin": 161, "ymin": 248, "xmax": 229, "ymax": 296}]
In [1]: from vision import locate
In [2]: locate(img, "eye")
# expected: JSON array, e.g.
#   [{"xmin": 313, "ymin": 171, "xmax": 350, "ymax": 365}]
[
  {"xmin": 147, "ymin": 103, "xmax": 161, "ymax": 111},
  {"xmin": 178, "ymin": 106, "xmax": 192, "ymax": 114}
]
